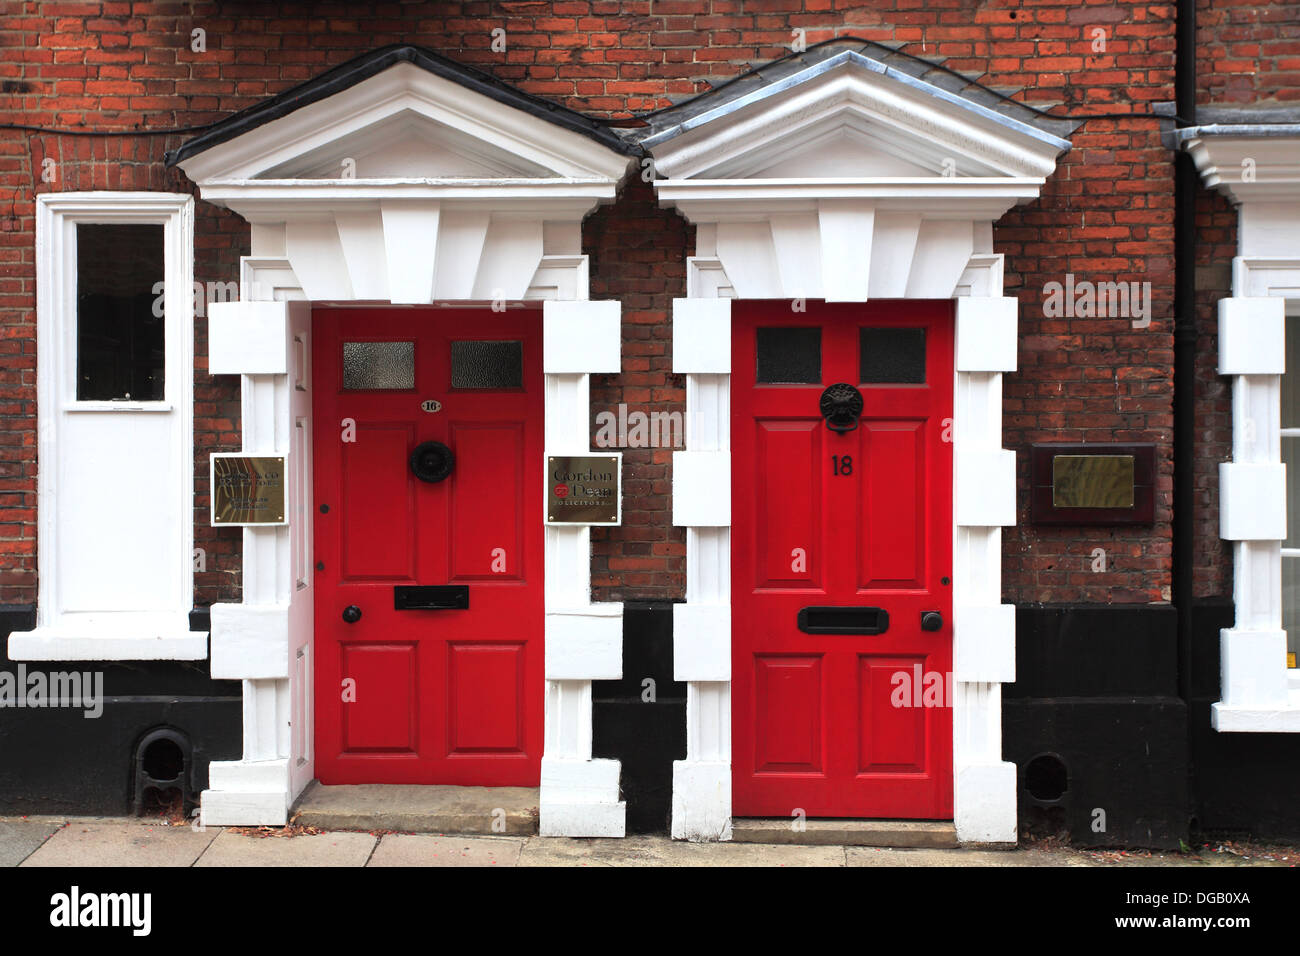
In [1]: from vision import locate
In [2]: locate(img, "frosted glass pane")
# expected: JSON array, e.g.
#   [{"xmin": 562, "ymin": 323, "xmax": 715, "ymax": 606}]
[
  {"xmin": 756, "ymin": 327, "xmax": 820, "ymax": 383},
  {"xmin": 451, "ymin": 340, "xmax": 522, "ymax": 389},
  {"xmin": 343, "ymin": 341, "xmax": 414, "ymax": 390},
  {"xmin": 860, "ymin": 327, "xmax": 926, "ymax": 384}
]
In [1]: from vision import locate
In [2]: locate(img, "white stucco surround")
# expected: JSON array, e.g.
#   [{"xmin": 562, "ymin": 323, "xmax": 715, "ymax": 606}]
[
  {"xmin": 645, "ymin": 52, "xmax": 1071, "ymax": 842},
  {"xmin": 1183, "ymin": 127, "xmax": 1300, "ymax": 731},
  {"xmin": 177, "ymin": 60, "xmax": 634, "ymax": 834}
]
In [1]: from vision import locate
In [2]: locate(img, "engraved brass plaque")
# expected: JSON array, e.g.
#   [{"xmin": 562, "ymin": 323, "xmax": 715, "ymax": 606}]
[
  {"xmin": 212, "ymin": 455, "xmax": 287, "ymax": 525},
  {"xmin": 547, "ymin": 455, "xmax": 619, "ymax": 524},
  {"xmin": 1052, "ymin": 455, "xmax": 1135, "ymax": 509}
]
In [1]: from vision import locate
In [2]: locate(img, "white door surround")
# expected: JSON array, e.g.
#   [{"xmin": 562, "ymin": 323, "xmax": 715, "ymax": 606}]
[
  {"xmin": 1180, "ymin": 125, "xmax": 1300, "ymax": 732},
  {"xmin": 172, "ymin": 49, "xmax": 635, "ymax": 835},
  {"xmin": 642, "ymin": 47, "xmax": 1073, "ymax": 843}
]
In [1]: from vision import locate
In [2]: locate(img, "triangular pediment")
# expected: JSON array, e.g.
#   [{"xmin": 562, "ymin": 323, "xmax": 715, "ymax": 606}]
[
  {"xmin": 639, "ymin": 46, "xmax": 1072, "ymax": 182},
  {"xmin": 168, "ymin": 47, "xmax": 633, "ymax": 183}
]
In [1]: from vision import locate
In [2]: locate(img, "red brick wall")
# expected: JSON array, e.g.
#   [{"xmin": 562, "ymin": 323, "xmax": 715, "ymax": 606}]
[
  {"xmin": 1197, "ymin": 0, "xmax": 1300, "ymax": 105},
  {"xmin": 0, "ymin": 1, "xmax": 1279, "ymax": 607}
]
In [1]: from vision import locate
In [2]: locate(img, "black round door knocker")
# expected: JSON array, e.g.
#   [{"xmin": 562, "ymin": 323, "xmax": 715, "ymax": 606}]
[
  {"xmin": 819, "ymin": 383, "xmax": 864, "ymax": 433},
  {"xmin": 409, "ymin": 440, "xmax": 455, "ymax": 483}
]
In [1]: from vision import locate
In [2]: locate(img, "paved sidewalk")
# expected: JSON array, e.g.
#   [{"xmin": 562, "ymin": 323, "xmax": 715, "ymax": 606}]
[{"xmin": 1, "ymin": 817, "xmax": 1294, "ymax": 867}]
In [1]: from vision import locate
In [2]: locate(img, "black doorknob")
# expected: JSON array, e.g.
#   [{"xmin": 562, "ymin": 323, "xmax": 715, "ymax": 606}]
[
  {"xmin": 342, "ymin": 605, "xmax": 362, "ymax": 624},
  {"xmin": 920, "ymin": 611, "xmax": 942, "ymax": 632}
]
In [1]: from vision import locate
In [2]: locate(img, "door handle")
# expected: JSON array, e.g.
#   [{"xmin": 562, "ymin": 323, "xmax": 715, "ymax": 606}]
[
  {"xmin": 920, "ymin": 611, "xmax": 942, "ymax": 632},
  {"xmin": 342, "ymin": 605, "xmax": 362, "ymax": 624}
]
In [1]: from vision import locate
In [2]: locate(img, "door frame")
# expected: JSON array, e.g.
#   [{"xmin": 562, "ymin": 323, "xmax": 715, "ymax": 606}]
[
  {"xmin": 199, "ymin": 253, "xmax": 627, "ymax": 838},
  {"xmin": 668, "ymin": 255, "xmax": 1020, "ymax": 844}
]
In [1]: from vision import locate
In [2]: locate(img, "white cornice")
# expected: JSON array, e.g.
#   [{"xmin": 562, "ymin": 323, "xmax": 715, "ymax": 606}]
[{"xmin": 1183, "ymin": 131, "xmax": 1300, "ymax": 203}]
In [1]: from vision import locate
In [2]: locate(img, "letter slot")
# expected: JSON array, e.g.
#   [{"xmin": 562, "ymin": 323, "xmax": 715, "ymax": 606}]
[
  {"xmin": 393, "ymin": 585, "xmax": 470, "ymax": 611},
  {"xmin": 797, "ymin": 606, "xmax": 889, "ymax": 635}
]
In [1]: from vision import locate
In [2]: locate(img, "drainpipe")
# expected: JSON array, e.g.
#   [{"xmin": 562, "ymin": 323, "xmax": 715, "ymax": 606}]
[{"xmin": 1173, "ymin": 0, "xmax": 1197, "ymax": 739}]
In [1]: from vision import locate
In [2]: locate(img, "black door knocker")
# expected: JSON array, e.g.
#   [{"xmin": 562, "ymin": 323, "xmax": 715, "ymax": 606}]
[
  {"xmin": 409, "ymin": 440, "xmax": 455, "ymax": 483},
  {"xmin": 819, "ymin": 383, "xmax": 864, "ymax": 433}
]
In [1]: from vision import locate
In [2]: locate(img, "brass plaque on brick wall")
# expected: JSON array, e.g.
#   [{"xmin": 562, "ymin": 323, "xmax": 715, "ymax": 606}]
[
  {"xmin": 1051, "ymin": 455, "xmax": 1136, "ymax": 509},
  {"xmin": 211, "ymin": 455, "xmax": 287, "ymax": 525},
  {"xmin": 547, "ymin": 455, "xmax": 619, "ymax": 524}
]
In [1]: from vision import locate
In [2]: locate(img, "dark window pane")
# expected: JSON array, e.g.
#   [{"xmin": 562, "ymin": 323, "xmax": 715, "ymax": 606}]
[
  {"xmin": 452, "ymin": 340, "xmax": 522, "ymax": 389},
  {"xmin": 756, "ymin": 327, "xmax": 820, "ymax": 384},
  {"xmin": 76, "ymin": 223, "xmax": 164, "ymax": 400},
  {"xmin": 860, "ymin": 327, "xmax": 926, "ymax": 384},
  {"xmin": 343, "ymin": 341, "xmax": 414, "ymax": 390}
]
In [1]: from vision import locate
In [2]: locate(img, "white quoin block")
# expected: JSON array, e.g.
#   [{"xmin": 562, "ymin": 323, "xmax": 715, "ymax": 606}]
[
  {"xmin": 1219, "ymin": 462, "xmax": 1287, "ymax": 540},
  {"xmin": 544, "ymin": 607, "xmax": 623, "ymax": 680},
  {"xmin": 954, "ymin": 762, "xmax": 1018, "ymax": 844},
  {"xmin": 540, "ymin": 756, "xmax": 626, "ymax": 837},
  {"xmin": 956, "ymin": 296, "xmax": 1018, "ymax": 372},
  {"xmin": 673, "ymin": 451, "xmax": 731, "ymax": 527},
  {"xmin": 953, "ymin": 604, "xmax": 1016, "ymax": 683},
  {"xmin": 673, "ymin": 603, "xmax": 731, "ymax": 681},
  {"xmin": 671, "ymin": 760, "xmax": 732, "ymax": 841},
  {"xmin": 209, "ymin": 603, "xmax": 290, "ymax": 680},
  {"xmin": 1218, "ymin": 297, "xmax": 1286, "ymax": 375},
  {"xmin": 208, "ymin": 301, "xmax": 289, "ymax": 375},
  {"xmin": 956, "ymin": 449, "xmax": 1017, "ymax": 527},
  {"xmin": 1219, "ymin": 627, "xmax": 1290, "ymax": 707},
  {"xmin": 543, "ymin": 299, "xmax": 622, "ymax": 373},
  {"xmin": 673, "ymin": 298, "xmax": 732, "ymax": 373}
]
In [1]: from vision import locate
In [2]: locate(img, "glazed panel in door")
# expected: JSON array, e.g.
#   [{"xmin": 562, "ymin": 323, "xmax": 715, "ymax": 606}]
[
  {"xmin": 732, "ymin": 301, "xmax": 954, "ymax": 818},
  {"xmin": 313, "ymin": 308, "xmax": 543, "ymax": 785}
]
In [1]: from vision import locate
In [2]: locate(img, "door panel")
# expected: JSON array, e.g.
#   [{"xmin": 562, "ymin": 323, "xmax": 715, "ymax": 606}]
[
  {"xmin": 313, "ymin": 307, "xmax": 543, "ymax": 786},
  {"xmin": 732, "ymin": 300, "xmax": 954, "ymax": 819}
]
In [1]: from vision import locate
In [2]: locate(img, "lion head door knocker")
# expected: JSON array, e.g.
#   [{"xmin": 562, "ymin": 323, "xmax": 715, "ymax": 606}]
[
  {"xmin": 409, "ymin": 440, "xmax": 455, "ymax": 483},
  {"xmin": 819, "ymin": 383, "xmax": 864, "ymax": 434}
]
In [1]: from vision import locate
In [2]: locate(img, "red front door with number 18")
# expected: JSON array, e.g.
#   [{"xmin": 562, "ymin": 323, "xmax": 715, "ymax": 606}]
[{"xmin": 731, "ymin": 300, "xmax": 954, "ymax": 819}]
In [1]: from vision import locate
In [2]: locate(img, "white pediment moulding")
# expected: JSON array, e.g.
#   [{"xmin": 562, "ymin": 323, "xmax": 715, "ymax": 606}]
[
  {"xmin": 642, "ymin": 51, "xmax": 1070, "ymax": 181},
  {"xmin": 175, "ymin": 61, "xmax": 632, "ymax": 183}
]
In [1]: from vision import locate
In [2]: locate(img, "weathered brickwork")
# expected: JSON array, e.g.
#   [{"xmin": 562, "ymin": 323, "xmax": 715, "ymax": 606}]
[{"xmin": 0, "ymin": 2, "xmax": 1283, "ymax": 607}]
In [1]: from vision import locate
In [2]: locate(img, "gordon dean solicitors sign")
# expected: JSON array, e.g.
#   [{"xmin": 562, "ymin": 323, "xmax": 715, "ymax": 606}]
[{"xmin": 547, "ymin": 455, "xmax": 620, "ymax": 525}]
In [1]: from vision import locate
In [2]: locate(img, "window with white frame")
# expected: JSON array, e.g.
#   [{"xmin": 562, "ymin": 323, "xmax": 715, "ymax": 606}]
[{"xmin": 10, "ymin": 193, "xmax": 204, "ymax": 660}]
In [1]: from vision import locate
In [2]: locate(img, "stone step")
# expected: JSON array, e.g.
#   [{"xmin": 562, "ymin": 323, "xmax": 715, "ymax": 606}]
[
  {"xmin": 291, "ymin": 783, "xmax": 539, "ymax": 835},
  {"xmin": 731, "ymin": 818, "xmax": 960, "ymax": 848}
]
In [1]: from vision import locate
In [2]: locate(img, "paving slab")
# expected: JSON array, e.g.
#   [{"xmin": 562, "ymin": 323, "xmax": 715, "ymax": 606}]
[
  {"xmin": 293, "ymin": 783, "xmax": 538, "ymax": 835},
  {"xmin": 847, "ymin": 846, "xmax": 1068, "ymax": 867},
  {"xmin": 0, "ymin": 820, "xmax": 64, "ymax": 867},
  {"xmin": 20, "ymin": 821, "xmax": 219, "ymax": 867},
  {"xmin": 368, "ymin": 833, "xmax": 524, "ymax": 867},
  {"xmin": 195, "ymin": 829, "xmax": 376, "ymax": 867},
  {"xmin": 519, "ymin": 834, "xmax": 846, "ymax": 867},
  {"xmin": 733, "ymin": 818, "xmax": 959, "ymax": 848}
]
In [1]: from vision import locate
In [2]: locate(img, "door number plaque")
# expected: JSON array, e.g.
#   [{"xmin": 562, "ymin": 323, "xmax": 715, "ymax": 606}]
[
  {"xmin": 547, "ymin": 455, "xmax": 620, "ymax": 525},
  {"xmin": 211, "ymin": 454, "xmax": 288, "ymax": 526}
]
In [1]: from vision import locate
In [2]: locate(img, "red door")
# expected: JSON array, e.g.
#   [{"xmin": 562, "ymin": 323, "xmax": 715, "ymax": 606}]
[
  {"xmin": 732, "ymin": 300, "xmax": 954, "ymax": 818},
  {"xmin": 312, "ymin": 307, "xmax": 543, "ymax": 785}
]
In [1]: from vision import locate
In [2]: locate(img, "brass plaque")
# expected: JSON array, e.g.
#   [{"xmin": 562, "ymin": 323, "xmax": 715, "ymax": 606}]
[
  {"xmin": 212, "ymin": 455, "xmax": 287, "ymax": 525},
  {"xmin": 547, "ymin": 455, "xmax": 619, "ymax": 524},
  {"xmin": 1052, "ymin": 455, "xmax": 1135, "ymax": 509}
]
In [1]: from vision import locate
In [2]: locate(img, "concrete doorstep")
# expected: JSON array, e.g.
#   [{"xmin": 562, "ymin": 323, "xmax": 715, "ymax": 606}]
[{"xmin": 290, "ymin": 782, "xmax": 539, "ymax": 835}]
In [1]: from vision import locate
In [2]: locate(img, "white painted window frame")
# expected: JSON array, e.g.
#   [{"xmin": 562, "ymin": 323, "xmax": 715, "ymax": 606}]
[{"xmin": 12, "ymin": 192, "xmax": 203, "ymax": 661}]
